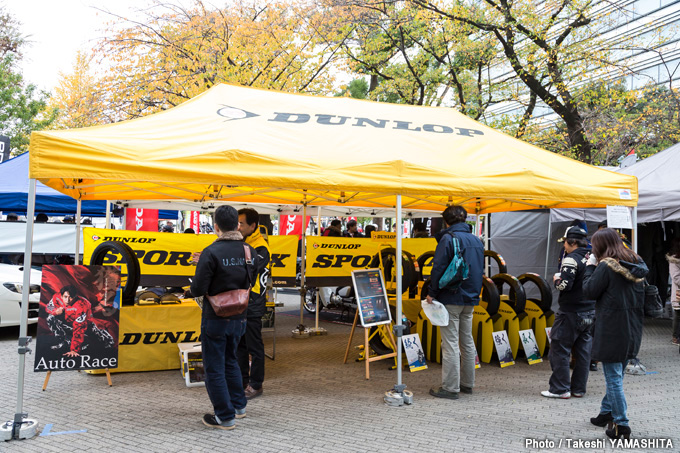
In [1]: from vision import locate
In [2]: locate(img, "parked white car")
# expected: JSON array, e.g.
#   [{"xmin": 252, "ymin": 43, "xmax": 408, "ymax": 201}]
[{"xmin": 0, "ymin": 264, "xmax": 42, "ymax": 327}]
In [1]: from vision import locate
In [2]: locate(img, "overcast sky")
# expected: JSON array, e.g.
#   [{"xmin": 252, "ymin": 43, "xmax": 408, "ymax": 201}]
[{"xmin": 6, "ymin": 0, "xmax": 152, "ymax": 92}]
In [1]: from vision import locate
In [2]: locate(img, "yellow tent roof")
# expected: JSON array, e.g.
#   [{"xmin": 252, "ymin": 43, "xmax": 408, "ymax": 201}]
[{"xmin": 29, "ymin": 83, "xmax": 637, "ymax": 214}]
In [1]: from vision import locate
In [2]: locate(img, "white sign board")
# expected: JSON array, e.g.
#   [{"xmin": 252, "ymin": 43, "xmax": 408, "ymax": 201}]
[{"xmin": 606, "ymin": 205, "xmax": 633, "ymax": 229}]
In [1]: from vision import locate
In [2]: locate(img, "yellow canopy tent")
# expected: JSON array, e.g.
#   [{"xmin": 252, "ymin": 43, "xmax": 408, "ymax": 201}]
[
  {"xmin": 11, "ymin": 84, "xmax": 638, "ymax": 424},
  {"xmin": 28, "ymin": 83, "xmax": 636, "ymax": 212}
]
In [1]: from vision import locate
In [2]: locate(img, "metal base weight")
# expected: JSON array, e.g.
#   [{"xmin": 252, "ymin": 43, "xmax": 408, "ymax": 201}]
[
  {"xmin": 383, "ymin": 389, "xmax": 414, "ymax": 407},
  {"xmin": 291, "ymin": 327, "xmax": 311, "ymax": 339},
  {"xmin": 1, "ymin": 417, "xmax": 38, "ymax": 441}
]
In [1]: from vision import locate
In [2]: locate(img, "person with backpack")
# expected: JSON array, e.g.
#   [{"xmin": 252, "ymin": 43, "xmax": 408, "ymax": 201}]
[{"xmin": 426, "ymin": 205, "xmax": 484, "ymax": 399}]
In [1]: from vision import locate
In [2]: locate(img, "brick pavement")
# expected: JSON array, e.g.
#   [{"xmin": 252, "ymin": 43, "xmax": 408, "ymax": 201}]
[{"xmin": 1, "ymin": 293, "xmax": 678, "ymax": 452}]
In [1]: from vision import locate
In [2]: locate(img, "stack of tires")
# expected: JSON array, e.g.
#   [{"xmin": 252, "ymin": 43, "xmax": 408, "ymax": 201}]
[{"xmin": 414, "ymin": 248, "xmax": 554, "ymax": 365}]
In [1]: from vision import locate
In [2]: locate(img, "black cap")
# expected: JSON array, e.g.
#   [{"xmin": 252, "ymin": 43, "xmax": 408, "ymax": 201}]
[
  {"xmin": 558, "ymin": 226, "xmax": 587, "ymax": 242},
  {"xmin": 597, "ymin": 220, "xmax": 607, "ymax": 229}
]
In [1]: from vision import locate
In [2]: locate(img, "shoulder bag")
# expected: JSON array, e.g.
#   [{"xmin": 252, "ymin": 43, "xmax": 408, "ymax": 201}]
[
  {"xmin": 207, "ymin": 244, "xmax": 253, "ymax": 317},
  {"xmin": 643, "ymin": 279, "xmax": 664, "ymax": 318},
  {"xmin": 438, "ymin": 232, "xmax": 469, "ymax": 290}
]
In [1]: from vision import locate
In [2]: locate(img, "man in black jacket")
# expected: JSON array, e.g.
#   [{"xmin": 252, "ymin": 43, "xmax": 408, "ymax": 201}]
[
  {"xmin": 236, "ymin": 208, "xmax": 270, "ymax": 400},
  {"xmin": 542, "ymin": 226, "xmax": 595, "ymax": 399},
  {"xmin": 190, "ymin": 205, "xmax": 257, "ymax": 430}
]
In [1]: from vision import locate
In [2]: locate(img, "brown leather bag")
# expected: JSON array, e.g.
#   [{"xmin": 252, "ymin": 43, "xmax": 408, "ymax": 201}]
[{"xmin": 206, "ymin": 244, "xmax": 253, "ymax": 317}]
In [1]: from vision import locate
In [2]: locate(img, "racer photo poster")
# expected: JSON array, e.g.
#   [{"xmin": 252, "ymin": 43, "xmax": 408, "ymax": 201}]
[{"xmin": 34, "ymin": 265, "xmax": 121, "ymax": 372}]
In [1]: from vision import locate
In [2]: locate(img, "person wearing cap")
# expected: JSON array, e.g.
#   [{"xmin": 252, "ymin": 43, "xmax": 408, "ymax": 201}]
[{"xmin": 542, "ymin": 226, "xmax": 596, "ymax": 399}]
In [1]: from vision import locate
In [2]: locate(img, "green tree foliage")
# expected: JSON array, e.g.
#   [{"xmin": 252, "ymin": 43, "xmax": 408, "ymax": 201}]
[
  {"xmin": 516, "ymin": 81, "xmax": 680, "ymax": 165},
  {"xmin": 0, "ymin": 7, "xmax": 56, "ymax": 154}
]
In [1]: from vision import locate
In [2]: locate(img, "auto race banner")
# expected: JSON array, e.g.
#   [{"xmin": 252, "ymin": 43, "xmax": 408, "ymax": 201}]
[
  {"xmin": 305, "ymin": 237, "xmax": 437, "ymax": 287},
  {"xmin": 83, "ymin": 228, "xmax": 298, "ymax": 287},
  {"xmin": 34, "ymin": 265, "xmax": 121, "ymax": 372}
]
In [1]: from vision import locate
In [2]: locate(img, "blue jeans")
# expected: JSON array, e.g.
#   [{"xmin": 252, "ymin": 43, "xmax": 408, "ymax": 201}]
[
  {"xmin": 201, "ymin": 317, "xmax": 247, "ymax": 421},
  {"xmin": 600, "ymin": 361, "xmax": 629, "ymax": 427}
]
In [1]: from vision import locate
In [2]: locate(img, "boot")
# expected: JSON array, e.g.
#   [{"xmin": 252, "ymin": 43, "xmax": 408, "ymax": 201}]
[{"xmin": 590, "ymin": 412, "xmax": 613, "ymax": 427}]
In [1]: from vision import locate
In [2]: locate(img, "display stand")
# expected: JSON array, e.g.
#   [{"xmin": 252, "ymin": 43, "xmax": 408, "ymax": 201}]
[
  {"xmin": 42, "ymin": 368, "xmax": 112, "ymax": 391},
  {"xmin": 343, "ymin": 309, "xmax": 397, "ymax": 379},
  {"xmin": 343, "ymin": 269, "xmax": 396, "ymax": 379}
]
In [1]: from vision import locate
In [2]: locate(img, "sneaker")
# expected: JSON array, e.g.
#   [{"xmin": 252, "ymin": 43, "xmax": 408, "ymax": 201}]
[
  {"xmin": 245, "ymin": 385, "xmax": 263, "ymax": 400},
  {"xmin": 429, "ymin": 387, "xmax": 459, "ymax": 399},
  {"xmin": 235, "ymin": 408, "xmax": 246, "ymax": 419},
  {"xmin": 460, "ymin": 386, "xmax": 473, "ymax": 394},
  {"xmin": 672, "ymin": 338, "xmax": 680, "ymax": 346},
  {"xmin": 624, "ymin": 358, "xmax": 646, "ymax": 375},
  {"xmin": 590, "ymin": 362, "xmax": 598, "ymax": 372},
  {"xmin": 571, "ymin": 392, "xmax": 585, "ymax": 398},
  {"xmin": 541, "ymin": 390, "xmax": 571, "ymax": 399},
  {"xmin": 202, "ymin": 414, "xmax": 235, "ymax": 430}
]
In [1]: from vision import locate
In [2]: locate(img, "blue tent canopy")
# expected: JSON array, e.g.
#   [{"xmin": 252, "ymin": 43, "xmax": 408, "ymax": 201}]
[{"xmin": 0, "ymin": 153, "xmax": 177, "ymax": 219}]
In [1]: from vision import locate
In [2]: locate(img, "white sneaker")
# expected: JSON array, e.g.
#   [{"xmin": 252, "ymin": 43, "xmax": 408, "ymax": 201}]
[
  {"xmin": 541, "ymin": 390, "xmax": 571, "ymax": 399},
  {"xmin": 624, "ymin": 359, "xmax": 647, "ymax": 375}
]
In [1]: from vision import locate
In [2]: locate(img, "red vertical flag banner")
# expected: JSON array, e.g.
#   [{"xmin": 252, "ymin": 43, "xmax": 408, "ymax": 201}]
[
  {"xmin": 125, "ymin": 208, "xmax": 159, "ymax": 232},
  {"xmin": 281, "ymin": 215, "xmax": 311, "ymax": 238},
  {"xmin": 189, "ymin": 211, "xmax": 200, "ymax": 233}
]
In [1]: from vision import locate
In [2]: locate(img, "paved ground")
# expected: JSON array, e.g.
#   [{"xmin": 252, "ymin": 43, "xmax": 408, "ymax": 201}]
[{"xmin": 1, "ymin": 293, "xmax": 678, "ymax": 452}]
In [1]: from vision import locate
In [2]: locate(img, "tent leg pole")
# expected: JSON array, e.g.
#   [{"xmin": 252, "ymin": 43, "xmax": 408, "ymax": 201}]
[
  {"xmin": 385, "ymin": 194, "xmax": 408, "ymax": 405},
  {"xmin": 310, "ymin": 206, "xmax": 326, "ymax": 335},
  {"xmin": 74, "ymin": 199, "xmax": 82, "ymax": 265},
  {"xmin": 632, "ymin": 207, "xmax": 638, "ymax": 253},
  {"xmin": 544, "ymin": 214, "xmax": 552, "ymax": 280},
  {"xmin": 294, "ymin": 202, "xmax": 309, "ymax": 338},
  {"xmin": 105, "ymin": 201, "xmax": 111, "ymax": 229},
  {"xmin": 12, "ymin": 179, "xmax": 37, "ymax": 439}
]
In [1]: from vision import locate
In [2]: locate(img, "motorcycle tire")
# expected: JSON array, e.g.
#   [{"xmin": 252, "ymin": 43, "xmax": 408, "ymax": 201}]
[
  {"xmin": 303, "ymin": 287, "xmax": 318, "ymax": 314},
  {"xmin": 90, "ymin": 241, "xmax": 141, "ymax": 306},
  {"xmin": 369, "ymin": 248, "xmax": 417, "ymax": 295},
  {"xmin": 517, "ymin": 273, "xmax": 553, "ymax": 312},
  {"xmin": 491, "ymin": 273, "xmax": 527, "ymax": 314},
  {"xmin": 481, "ymin": 276, "xmax": 501, "ymax": 316},
  {"xmin": 484, "ymin": 250, "xmax": 508, "ymax": 275},
  {"xmin": 416, "ymin": 251, "xmax": 435, "ymax": 281},
  {"xmin": 368, "ymin": 326, "xmax": 394, "ymax": 356}
]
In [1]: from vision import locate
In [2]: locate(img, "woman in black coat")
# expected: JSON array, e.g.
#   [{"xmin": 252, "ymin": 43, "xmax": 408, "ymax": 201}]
[{"xmin": 583, "ymin": 228, "xmax": 648, "ymax": 440}]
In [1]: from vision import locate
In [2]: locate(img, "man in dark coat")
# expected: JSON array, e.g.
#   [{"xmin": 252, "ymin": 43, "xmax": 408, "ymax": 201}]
[{"xmin": 426, "ymin": 205, "xmax": 484, "ymax": 399}]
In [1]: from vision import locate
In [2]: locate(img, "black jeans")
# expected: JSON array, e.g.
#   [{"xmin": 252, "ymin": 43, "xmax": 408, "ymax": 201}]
[
  {"xmin": 237, "ymin": 316, "xmax": 265, "ymax": 390},
  {"xmin": 548, "ymin": 310, "xmax": 595, "ymax": 394},
  {"xmin": 673, "ymin": 310, "xmax": 680, "ymax": 340}
]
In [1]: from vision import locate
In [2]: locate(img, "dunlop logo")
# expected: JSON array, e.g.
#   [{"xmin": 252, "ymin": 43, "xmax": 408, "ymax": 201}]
[
  {"xmin": 120, "ymin": 331, "xmax": 200, "ymax": 345},
  {"xmin": 101, "ymin": 236, "xmax": 157, "ymax": 244}
]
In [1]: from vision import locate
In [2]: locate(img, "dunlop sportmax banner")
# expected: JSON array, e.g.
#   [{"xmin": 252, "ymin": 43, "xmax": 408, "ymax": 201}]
[
  {"xmin": 83, "ymin": 228, "xmax": 298, "ymax": 287},
  {"xmin": 306, "ymin": 237, "xmax": 437, "ymax": 287}
]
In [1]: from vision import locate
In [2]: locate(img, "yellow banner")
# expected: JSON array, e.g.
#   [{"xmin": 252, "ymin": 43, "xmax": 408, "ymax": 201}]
[
  {"xmin": 83, "ymin": 228, "xmax": 298, "ymax": 287},
  {"xmin": 88, "ymin": 301, "xmax": 202, "ymax": 373},
  {"xmin": 305, "ymin": 237, "xmax": 436, "ymax": 286}
]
